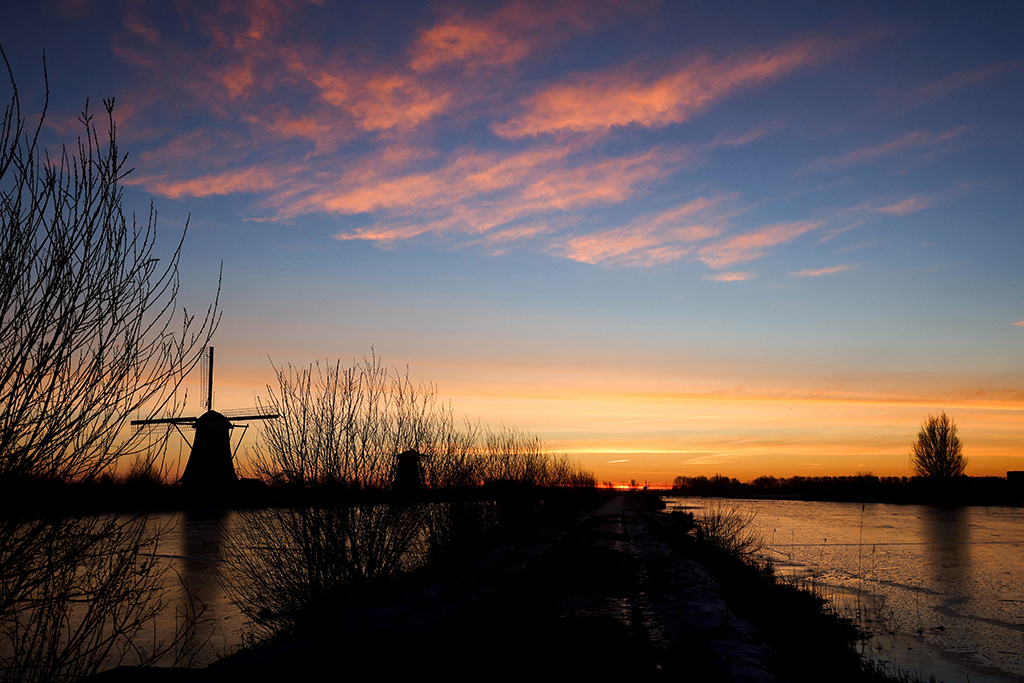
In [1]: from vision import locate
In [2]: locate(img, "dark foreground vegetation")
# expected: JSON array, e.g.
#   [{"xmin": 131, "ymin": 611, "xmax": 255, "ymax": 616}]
[
  {"xmin": 669, "ymin": 473, "xmax": 1023, "ymax": 506},
  {"xmin": 102, "ymin": 491, "xmax": 918, "ymax": 682},
  {"xmin": 1, "ymin": 52, "xmax": 221, "ymax": 682}
]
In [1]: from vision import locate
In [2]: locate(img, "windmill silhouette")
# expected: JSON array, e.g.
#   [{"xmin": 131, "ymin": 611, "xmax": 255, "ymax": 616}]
[{"xmin": 131, "ymin": 347, "xmax": 277, "ymax": 490}]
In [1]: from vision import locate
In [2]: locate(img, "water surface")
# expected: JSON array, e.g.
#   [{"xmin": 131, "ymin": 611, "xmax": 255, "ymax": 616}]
[{"xmin": 666, "ymin": 498, "xmax": 1024, "ymax": 683}]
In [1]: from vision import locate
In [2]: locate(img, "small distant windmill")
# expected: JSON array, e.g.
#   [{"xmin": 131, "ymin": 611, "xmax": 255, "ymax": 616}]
[{"xmin": 131, "ymin": 347, "xmax": 278, "ymax": 490}]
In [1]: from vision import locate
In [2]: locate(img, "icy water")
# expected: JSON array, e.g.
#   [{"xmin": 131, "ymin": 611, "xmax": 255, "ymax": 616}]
[
  {"xmin": 666, "ymin": 498, "xmax": 1024, "ymax": 683},
  {"xmin": 152, "ymin": 510, "xmax": 247, "ymax": 666}
]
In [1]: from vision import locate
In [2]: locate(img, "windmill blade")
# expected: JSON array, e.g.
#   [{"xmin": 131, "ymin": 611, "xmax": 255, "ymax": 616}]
[
  {"xmin": 131, "ymin": 422, "xmax": 172, "ymax": 436},
  {"xmin": 130, "ymin": 415, "xmax": 198, "ymax": 434},
  {"xmin": 130, "ymin": 416, "xmax": 199, "ymax": 426},
  {"xmin": 222, "ymin": 406, "xmax": 279, "ymax": 421},
  {"xmin": 199, "ymin": 346, "xmax": 213, "ymax": 411}
]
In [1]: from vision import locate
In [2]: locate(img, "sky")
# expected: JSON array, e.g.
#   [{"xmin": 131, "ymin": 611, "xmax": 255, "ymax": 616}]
[{"xmin": 3, "ymin": 0, "xmax": 1022, "ymax": 484}]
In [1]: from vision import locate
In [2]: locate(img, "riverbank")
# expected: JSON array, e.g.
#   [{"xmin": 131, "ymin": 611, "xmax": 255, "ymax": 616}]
[
  {"xmin": 93, "ymin": 494, "xmax": 902, "ymax": 682},
  {"xmin": 666, "ymin": 475, "xmax": 1024, "ymax": 506}
]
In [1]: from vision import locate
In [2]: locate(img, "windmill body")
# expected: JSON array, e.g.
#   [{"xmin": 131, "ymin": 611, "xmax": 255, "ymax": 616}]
[
  {"xmin": 180, "ymin": 410, "xmax": 237, "ymax": 489},
  {"xmin": 131, "ymin": 347, "xmax": 277, "ymax": 492}
]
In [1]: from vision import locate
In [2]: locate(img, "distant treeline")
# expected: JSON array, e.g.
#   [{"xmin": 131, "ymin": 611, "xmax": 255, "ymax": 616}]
[{"xmin": 669, "ymin": 474, "xmax": 1024, "ymax": 506}]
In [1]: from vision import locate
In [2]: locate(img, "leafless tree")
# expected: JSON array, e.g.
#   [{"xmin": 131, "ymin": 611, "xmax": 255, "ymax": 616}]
[
  {"xmin": 1, "ymin": 52, "xmax": 218, "ymax": 681},
  {"xmin": 227, "ymin": 353, "xmax": 594, "ymax": 640},
  {"xmin": 910, "ymin": 412, "xmax": 966, "ymax": 478}
]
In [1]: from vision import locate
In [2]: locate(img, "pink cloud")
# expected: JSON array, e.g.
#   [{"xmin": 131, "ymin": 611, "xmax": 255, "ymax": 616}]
[
  {"xmin": 804, "ymin": 126, "xmax": 971, "ymax": 171},
  {"xmin": 877, "ymin": 195, "xmax": 935, "ymax": 216},
  {"xmin": 703, "ymin": 272, "xmax": 754, "ymax": 282},
  {"xmin": 495, "ymin": 38, "xmax": 839, "ymax": 138},
  {"xmin": 311, "ymin": 68, "xmax": 451, "ymax": 132},
  {"xmin": 707, "ymin": 122, "xmax": 783, "ymax": 150},
  {"xmin": 409, "ymin": 15, "xmax": 533, "ymax": 71},
  {"xmin": 789, "ymin": 264, "xmax": 855, "ymax": 277},
  {"xmin": 697, "ymin": 221, "xmax": 824, "ymax": 269},
  {"xmin": 1014, "ymin": 321, "xmax": 1024, "ymax": 327},
  {"xmin": 409, "ymin": 1, "xmax": 617, "ymax": 72},
  {"xmin": 557, "ymin": 196, "xmax": 732, "ymax": 266},
  {"xmin": 127, "ymin": 166, "xmax": 285, "ymax": 199},
  {"xmin": 889, "ymin": 61, "xmax": 1023, "ymax": 111},
  {"xmin": 561, "ymin": 223, "xmax": 721, "ymax": 266},
  {"xmin": 325, "ymin": 146, "xmax": 687, "ymax": 242},
  {"xmin": 106, "ymin": 2, "xmax": 856, "ymax": 275}
]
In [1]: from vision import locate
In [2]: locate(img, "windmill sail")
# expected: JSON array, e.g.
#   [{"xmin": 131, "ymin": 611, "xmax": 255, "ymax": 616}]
[{"xmin": 199, "ymin": 346, "xmax": 213, "ymax": 411}]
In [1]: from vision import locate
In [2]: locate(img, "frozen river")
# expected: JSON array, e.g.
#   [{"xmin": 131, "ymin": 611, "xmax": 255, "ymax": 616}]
[{"xmin": 666, "ymin": 498, "xmax": 1024, "ymax": 683}]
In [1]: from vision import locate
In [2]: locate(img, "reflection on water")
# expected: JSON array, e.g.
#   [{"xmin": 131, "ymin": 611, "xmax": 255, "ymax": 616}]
[
  {"xmin": 154, "ymin": 511, "xmax": 247, "ymax": 667},
  {"xmin": 924, "ymin": 507, "xmax": 970, "ymax": 598},
  {"xmin": 667, "ymin": 498, "xmax": 1024, "ymax": 683},
  {"xmin": 149, "ymin": 500, "xmax": 505, "ymax": 666}
]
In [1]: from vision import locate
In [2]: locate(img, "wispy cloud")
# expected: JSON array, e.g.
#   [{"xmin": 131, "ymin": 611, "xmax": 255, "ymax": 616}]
[
  {"xmin": 706, "ymin": 121, "xmax": 784, "ymax": 150},
  {"xmin": 1014, "ymin": 321, "xmax": 1024, "ymax": 327},
  {"xmin": 408, "ymin": 0, "xmax": 606, "ymax": 72},
  {"xmin": 877, "ymin": 195, "xmax": 936, "ymax": 215},
  {"xmin": 789, "ymin": 264, "xmax": 855, "ymax": 277},
  {"xmin": 703, "ymin": 271, "xmax": 754, "ymax": 282},
  {"xmin": 887, "ymin": 61, "xmax": 1023, "ymax": 112},
  {"xmin": 697, "ymin": 221, "xmax": 824, "ymax": 269},
  {"xmin": 803, "ymin": 126, "xmax": 971, "ymax": 172},
  {"xmin": 131, "ymin": 166, "xmax": 288, "ymax": 199},
  {"xmin": 109, "ymin": 2, "xmax": 858, "ymax": 275},
  {"xmin": 495, "ymin": 37, "xmax": 844, "ymax": 138},
  {"xmin": 557, "ymin": 196, "xmax": 732, "ymax": 266}
]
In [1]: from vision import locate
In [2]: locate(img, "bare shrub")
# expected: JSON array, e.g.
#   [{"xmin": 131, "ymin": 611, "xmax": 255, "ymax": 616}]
[
  {"xmin": 222, "ymin": 502, "xmax": 430, "ymax": 638},
  {"xmin": 692, "ymin": 500, "xmax": 765, "ymax": 560},
  {"xmin": 1, "ymin": 54, "xmax": 217, "ymax": 681},
  {"xmin": 252, "ymin": 354, "xmax": 594, "ymax": 492},
  {"xmin": 252, "ymin": 353, "xmax": 444, "ymax": 489},
  {"xmin": 230, "ymin": 353, "xmax": 594, "ymax": 641}
]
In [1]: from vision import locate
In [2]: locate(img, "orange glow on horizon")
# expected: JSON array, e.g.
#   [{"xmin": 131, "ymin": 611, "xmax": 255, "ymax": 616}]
[{"xmin": 192, "ymin": 353, "xmax": 1023, "ymax": 488}]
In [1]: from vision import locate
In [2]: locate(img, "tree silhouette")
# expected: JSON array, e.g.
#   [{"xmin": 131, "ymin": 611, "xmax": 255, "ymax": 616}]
[
  {"xmin": 1, "ymin": 51, "xmax": 217, "ymax": 680},
  {"xmin": 910, "ymin": 412, "xmax": 966, "ymax": 478}
]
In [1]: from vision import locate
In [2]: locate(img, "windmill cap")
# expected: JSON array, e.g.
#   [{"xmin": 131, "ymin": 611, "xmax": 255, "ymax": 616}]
[{"xmin": 194, "ymin": 410, "xmax": 232, "ymax": 430}]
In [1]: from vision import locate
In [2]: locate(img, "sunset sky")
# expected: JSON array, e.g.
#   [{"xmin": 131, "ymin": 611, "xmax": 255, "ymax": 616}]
[{"xmin": 3, "ymin": 0, "xmax": 1021, "ymax": 484}]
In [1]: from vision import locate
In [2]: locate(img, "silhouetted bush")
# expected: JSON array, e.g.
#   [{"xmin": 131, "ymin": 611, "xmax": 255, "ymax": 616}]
[
  {"xmin": 252, "ymin": 353, "xmax": 593, "ymax": 492},
  {"xmin": 224, "ymin": 353, "xmax": 594, "ymax": 641},
  {"xmin": 0, "ymin": 53, "xmax": 216, "ymax": 681}
]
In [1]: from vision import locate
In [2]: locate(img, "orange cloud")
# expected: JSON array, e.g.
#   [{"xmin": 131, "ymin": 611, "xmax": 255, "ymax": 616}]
[
  {"xmin": 697, "ymin": 221, "xmax": 823, "ymax": 269},
  {"xmin": 128, "ymin": 166, "xmax": 284, "ymax": 199},
  {"xmin": 314, "ymin": 145, "xmax": 685, "ymax": 237},
  {"xmin": 410, "ymin": 15, "xmax": 533, "ymax": 71},
  {"xmin": 889, "ymin": 61, "xmax": 1023, "ymax": 111},
  {"xmin": 312, "ymin": 69, "xmax": 451, "ymax": 131},
  {"xmin": 877, "ymin": 195, "xmax": 935, "ymax": 215},
  {"xmin": 789, "ymin": 264, "xmax": 855, "ymax": 277},
  {"xmin": 703, "ymin": 272, "xmax": 754, "ymax": 282},
  {"xmin": 495, "ymin": 38, "xmax": 837, "ymax": 138},
  {"xmin": 558, "ymin": 196, "xmax": 731, "ymax": 266},
  {"xmin": 409, "ymin": 0, "xmax": 612, "ymax": 72},
  {"xmin": 804, "ymin": 126, "xmax": 971, "ymax": 171},
  {"xmin": 1014, "ymin": 321, "xmax": 1024, "ymax": 327}
]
